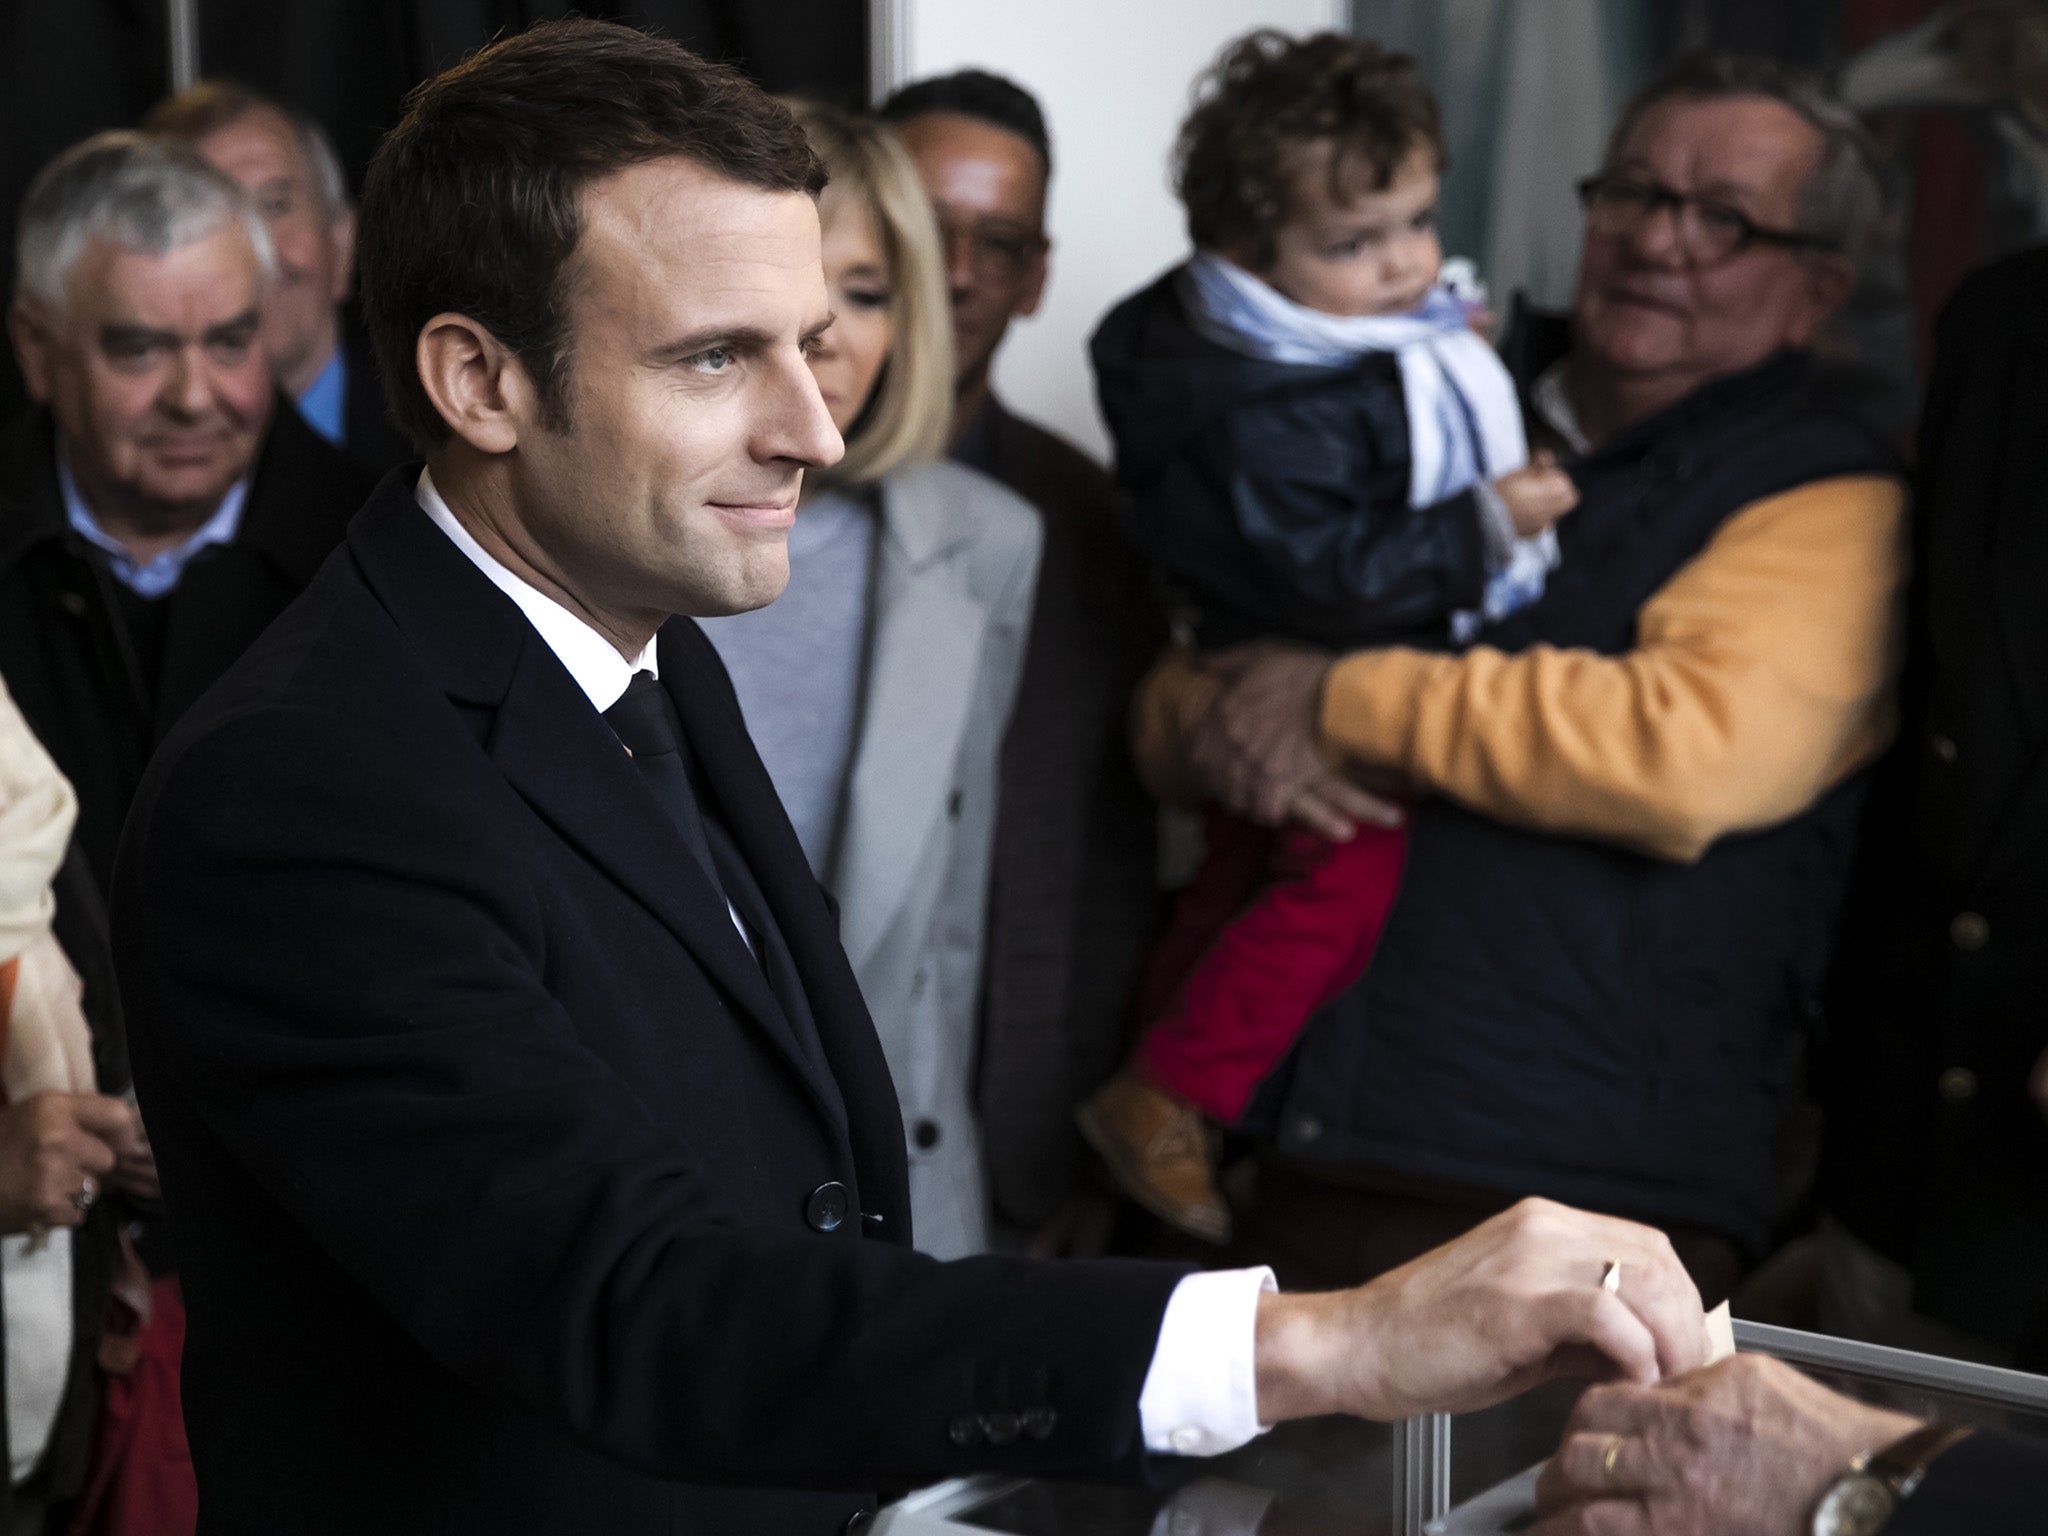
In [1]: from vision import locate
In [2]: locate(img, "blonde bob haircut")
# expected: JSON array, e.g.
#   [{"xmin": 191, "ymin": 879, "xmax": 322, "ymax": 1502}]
[{"xmin": 784, "ymin": 98, "xmax": 954, "ymax": 485}]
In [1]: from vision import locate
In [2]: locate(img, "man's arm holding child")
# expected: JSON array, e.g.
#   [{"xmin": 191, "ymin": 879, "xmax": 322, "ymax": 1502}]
[{"xmin": 1137, "ymin": 473, "xmax": 1907, "ymax": 861}]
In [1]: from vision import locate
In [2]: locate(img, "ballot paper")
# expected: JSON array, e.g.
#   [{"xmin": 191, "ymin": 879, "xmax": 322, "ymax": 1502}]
[
  {"xmin": 1704, "ymin": 1299, "xmax": 1736, "ymax": 1364},
  {"xmin": 1426, "ymin": 1302, "xmax": 1739, "ymax": 1534}
]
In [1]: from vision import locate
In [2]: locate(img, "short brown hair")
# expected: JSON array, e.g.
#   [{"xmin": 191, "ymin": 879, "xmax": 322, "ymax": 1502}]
[
  {"xmin": 356, "ymin": 18, "xmax": 826, "ymax": 450},
  {"xmin": 1175, "ymin": 30, "xmax": 1444, "ymax": 270}
]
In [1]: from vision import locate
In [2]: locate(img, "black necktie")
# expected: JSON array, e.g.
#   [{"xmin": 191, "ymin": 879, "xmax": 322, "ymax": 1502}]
[
  {"xmin": 601, "ymin": 671, "xmax": 841, "ymax": 1104},
  {"xmin": 602, "ymin": 671, "xmax": 722, "ymax": 896}
]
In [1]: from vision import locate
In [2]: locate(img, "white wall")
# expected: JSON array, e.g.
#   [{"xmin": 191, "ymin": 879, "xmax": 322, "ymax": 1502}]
[{"xmin": 875, "ymin": 0, "xmax": 1346, "ymax": 463}]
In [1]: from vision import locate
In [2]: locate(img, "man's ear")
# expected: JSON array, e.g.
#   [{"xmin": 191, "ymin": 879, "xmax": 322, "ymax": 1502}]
[
  {"xmin": 1803, "ymin": 252, "xmax": 1858, "ymax": 332},
  {"xmin": 329, "ymin": 209, "xmax": 357, "ymax": 304},
  {"xmin": 415, "ymin": 312, "xmax": 530, "ymax": 456},
  {"xmin": 7, "ymin": 299, "xmax": 54, "ymax": 404},
  {"xmin": 1015, "ymin": 236, "xmax": 1050, "ymax": 320}
]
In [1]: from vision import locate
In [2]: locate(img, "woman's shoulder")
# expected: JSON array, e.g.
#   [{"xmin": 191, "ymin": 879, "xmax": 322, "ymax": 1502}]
[{"xmin": 883, "ymin": 459, "xmax": 1043, "ymax": 557}]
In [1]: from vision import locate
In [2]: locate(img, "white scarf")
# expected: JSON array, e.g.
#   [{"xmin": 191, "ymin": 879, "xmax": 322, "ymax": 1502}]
[
  {"xmin": 1178, "ymin": 252, "xmax": 1529, "ymax": 505},
  {"xmin": 1177, "ymin": 253, "xmax": 1557, "ymax": 637}
]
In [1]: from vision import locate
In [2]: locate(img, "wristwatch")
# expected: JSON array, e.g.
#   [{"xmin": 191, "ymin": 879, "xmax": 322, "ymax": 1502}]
[{"xmin": 1810, "ymin": 1422, "xmax": 1975, "ymax": 1536}]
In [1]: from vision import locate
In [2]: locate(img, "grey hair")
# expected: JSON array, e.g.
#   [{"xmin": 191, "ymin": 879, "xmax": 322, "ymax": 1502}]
[
  {"xmin": 1605, "ymin": 52, "xmax": 1884, "ymax": 262},
  {"xmin": 14, "ymin": 130, "xmax": 276, "ymax": 311},
  {"xmin": 290, "ymin": 111, "xmax": 350, "ymax": 218}
]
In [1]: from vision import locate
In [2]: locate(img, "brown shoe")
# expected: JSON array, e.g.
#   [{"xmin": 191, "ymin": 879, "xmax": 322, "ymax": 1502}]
[{"xmin": 1075, "ymin": 1074, "xmax": 1233, "ymax": 1244}]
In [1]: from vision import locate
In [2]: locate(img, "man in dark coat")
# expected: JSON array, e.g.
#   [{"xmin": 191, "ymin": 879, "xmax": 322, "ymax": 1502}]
[
  {"xmin": 1133, "ymin": 56, "xmax": 1903, "ymax": 1303},
  {"xmin": 109, "ymin": 23, "xmax": 1713, "ymax": 1535},
  {"xmin": 1, "ymin": 129, "xmax": 374, "ymax": 898},
  {"xmin": 884, "ymin": 71, "xmax": 1164, "ymax": 1248},
  {"xmin": 1818, "ymin": 245, "xmax": 2048, "ymax": 1370}
]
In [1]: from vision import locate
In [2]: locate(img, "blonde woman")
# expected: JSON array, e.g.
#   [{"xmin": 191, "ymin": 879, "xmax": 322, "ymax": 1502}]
[{"xmin": 697, "ymin": 102, "xmax": 1042, "ymax": 1260}]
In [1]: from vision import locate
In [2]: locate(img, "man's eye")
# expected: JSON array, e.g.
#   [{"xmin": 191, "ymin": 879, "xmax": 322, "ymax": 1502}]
[
  {"xmin": 843, "ymin": 288, "xmax": 891, "ymax": 311},
  {"xmin": 261, "ymin": 193, "xmax": 294, "ymax": 220},
  {"xmin": 687, "ymin": 347, "xmax": 733, "ymax": 373},
  {"xmin": 103, "ymin": 341, "xmax": 154, "ymax": 367},
  {"xmin": 209, "ymin": 339, "xmax": 254, "ymax": 364},
  {"xmin": 1412, "ymin": 208, "xmax": 1439, "ymax": 233}
]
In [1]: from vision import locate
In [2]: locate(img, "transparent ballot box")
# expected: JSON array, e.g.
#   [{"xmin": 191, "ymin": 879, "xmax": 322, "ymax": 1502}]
[{"xmin": 871, "ymin": 1321, "xmax": 2048, "ymax": 1536}]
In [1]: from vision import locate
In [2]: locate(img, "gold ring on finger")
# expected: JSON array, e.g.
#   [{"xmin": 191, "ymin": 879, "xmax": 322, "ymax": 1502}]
[{"xmin": 1601, "ymin": 1433, "xmax": 1625, "ymax": 1484}]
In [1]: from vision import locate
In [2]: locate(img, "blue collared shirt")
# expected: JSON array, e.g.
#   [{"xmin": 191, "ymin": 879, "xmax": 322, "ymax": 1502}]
[
  {"xmin": 58, "ymin": 452, "xmax": 247, "ymax": 599},
  {"xmin": 295, "ymin": 349, "xmax": 348, "ymax": 448}
]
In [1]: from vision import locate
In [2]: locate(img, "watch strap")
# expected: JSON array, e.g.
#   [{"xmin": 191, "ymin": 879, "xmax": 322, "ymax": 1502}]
[{"xmin": 1862, "ymin": 1423, "xmax": 1975, "ymax": 1500}]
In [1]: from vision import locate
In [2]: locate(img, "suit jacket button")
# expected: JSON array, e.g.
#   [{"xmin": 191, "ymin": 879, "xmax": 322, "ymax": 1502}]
[
  {"xmin": 1938, "ymin": 1066, "xmax": 1978, "ymax": 1105},
  {"xmin": 1951, "ymin": 912, "xmax": 1990, "ymax": 951},
  {"xmin": 948, "ymin": 1414, "xmax": 982, "ymax": 1447},
  {"xmin": 980, "ymin": 1410, "xmax": 1021, "ymax": 1446},
  {"xmin": 912, "ymin": 1118, "xmax": 942, "ymax": 1150},
  {"xmin": 1022, "ymin": 1407, "xmax": 1058, "ymax": 1440},
  {"xmin": 805, "ymin": 1182, "xmax": 850, "ymax": 1233}
]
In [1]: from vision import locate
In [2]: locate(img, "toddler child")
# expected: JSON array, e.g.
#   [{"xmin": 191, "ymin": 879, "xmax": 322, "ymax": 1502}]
[{"xmin": 1080, "ymin": 29, "xmax": 1577, "ymax": 1241}]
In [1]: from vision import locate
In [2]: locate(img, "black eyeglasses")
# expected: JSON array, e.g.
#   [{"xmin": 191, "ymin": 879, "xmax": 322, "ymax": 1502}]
[
  {"xmin": 934, "ymin": 212, "xmax": 1046, "ymax": 280},
  {"xmin": 1575, "ymin": 174, "xmax": 1840, "ymax": 264}
]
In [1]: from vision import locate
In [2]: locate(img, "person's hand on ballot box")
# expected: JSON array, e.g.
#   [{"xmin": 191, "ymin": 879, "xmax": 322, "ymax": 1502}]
[{"xmin": 1253, "ymin": 1198, "xmax": 1713, "ymax": 1425}]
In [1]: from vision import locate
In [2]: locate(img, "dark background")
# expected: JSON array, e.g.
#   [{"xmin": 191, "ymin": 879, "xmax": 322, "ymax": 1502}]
[{"xmin": 0, "ymin": 0, "xmax": 868, "ymax": 421}]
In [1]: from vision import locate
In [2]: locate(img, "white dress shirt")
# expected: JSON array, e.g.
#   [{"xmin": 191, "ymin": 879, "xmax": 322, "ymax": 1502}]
[{"xmin": 414, "ymin": 469, "xmax": 1275, "ymax": 1459}]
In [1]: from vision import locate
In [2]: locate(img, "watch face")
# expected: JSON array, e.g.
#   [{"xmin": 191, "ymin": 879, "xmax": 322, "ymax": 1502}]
[{"xmin": 1814, "ymin": 1475, "xmax": 1896, "ymax": 1536}]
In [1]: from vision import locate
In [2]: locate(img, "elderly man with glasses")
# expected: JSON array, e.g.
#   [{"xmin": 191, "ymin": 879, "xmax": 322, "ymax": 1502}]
[{"xmin": 1134, "ymin": 53, "xmax": 1906, "ymax": 1302}]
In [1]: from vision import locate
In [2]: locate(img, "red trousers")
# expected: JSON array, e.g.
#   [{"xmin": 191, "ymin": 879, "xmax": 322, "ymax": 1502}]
[{"xmin": 1132, "ymin": 810, "xmax": 1408, "ymax": 1125}]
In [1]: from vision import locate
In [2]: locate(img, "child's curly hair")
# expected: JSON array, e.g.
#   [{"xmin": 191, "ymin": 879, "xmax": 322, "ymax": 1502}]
[{"xmin": 1175, "ymin": 30, "xmax": 1445, "ymax": 270}]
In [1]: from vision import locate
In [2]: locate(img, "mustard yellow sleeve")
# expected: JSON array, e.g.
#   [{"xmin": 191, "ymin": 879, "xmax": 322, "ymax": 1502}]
[{"xmin": 1319, "ymin": 474, "xmax": 1909, "ymax": 862}]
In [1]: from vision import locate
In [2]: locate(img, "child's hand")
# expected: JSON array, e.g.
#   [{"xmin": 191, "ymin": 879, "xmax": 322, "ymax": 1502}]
[{"xmin": 1494, "ymin": 451, "xmax": 1578, "ymax": 537}]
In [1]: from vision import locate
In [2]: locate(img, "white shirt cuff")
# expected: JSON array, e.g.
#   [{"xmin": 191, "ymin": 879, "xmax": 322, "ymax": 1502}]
[{"xmin": 1137, "ymin": 1266, "xmax": 1277, "ymax": 1457}]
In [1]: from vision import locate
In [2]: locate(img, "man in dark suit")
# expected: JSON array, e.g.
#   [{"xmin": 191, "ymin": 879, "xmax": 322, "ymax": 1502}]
[
  {"xmin": 112, "ymin": 23, "xmax": 1713, "ymax": 1534},
  {"xmin": 1, "ymin": 129, "xmax": 375, "ymax": 896},
  {"xmin": 882, "ymin": 72, "xmax": 1164, "ymax": 1249},
  {"xmin": 1817, "ymin": 246, "xmax": 2048, "ymax": 1369},
  {"xmin": 144, "ymin": 81, "xmax": 414, "ymax": 476}
]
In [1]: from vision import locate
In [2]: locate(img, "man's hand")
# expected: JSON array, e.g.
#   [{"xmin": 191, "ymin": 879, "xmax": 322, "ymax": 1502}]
[
  {"xmin": 1186, "ymin": 642, "xmax": 1403, "ymax": 839},
  {"xmin": 1252, "ymin": 1199, "xmax": 1710, "ymax": 1425},
  {"xmin": 1530, "ymin": 1354, "xmax": 1922, "ymax": 1536},
  {"xmin": 108, "ymin": 1110, "xmax": 161, "ymax": 1203},
  {"xmin": 0, "ymin": 1091, "xmax": 134, "ymax": 1234}
]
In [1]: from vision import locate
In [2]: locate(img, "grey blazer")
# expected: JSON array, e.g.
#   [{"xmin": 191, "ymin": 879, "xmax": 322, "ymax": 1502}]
[{"xmin": 833, "ymin": 460, "xmax": 1041, "ymax": 1260}]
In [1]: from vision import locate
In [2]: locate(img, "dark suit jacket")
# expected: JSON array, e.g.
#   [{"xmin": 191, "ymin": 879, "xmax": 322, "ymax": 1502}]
[
  {"xmin": 0, "ymin": 401, "xmax": 373, "ymax": 895},
  {"xmin": 953, "ymin": 396, "xmax": 1164, "ymax": 1231},
  {"xmin": 112, "ymin": 474, "xmax": 1186, "ymax": 1534},
  {"xmin": 1820, "ymin": 247, "xmax": 2048, "ymax": 1362},
  {"xmin": 1886, "ymin": 1428, "xmax": 2048, "ymax": 1533}
]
